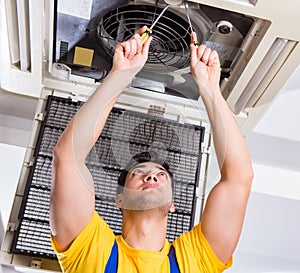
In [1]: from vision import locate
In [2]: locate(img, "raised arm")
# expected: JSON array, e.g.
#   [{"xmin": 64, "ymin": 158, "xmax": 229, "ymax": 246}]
[
  {"xmin": 50, "ymin": 27, "xmax": 152, "ymax": 251},
  {"xmin": 190, "ymin": 33, "xmax": 253, "ymax": 264}
]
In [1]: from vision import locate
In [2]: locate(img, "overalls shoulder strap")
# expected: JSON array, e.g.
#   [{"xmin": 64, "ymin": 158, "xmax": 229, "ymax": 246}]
[
  {"xmin": 104, "ymin": 240, "xmax": 180, "ymax": 273},
  {"xmin": 168, "ymin": 245, "xmax": 181, "ymax": 273},
  {"xmin": 104, "ymin": 240, "xmax": 118, "ymax": 273}
]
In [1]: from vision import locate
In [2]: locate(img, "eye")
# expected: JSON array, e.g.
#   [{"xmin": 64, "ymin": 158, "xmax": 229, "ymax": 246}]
[
  {"xmin": 132, "ymin": 169, "xmax": 144, "ymax": 175},
  {"xmin": 158, "ymin": 171, "xmax": 167, "ymax": 177}
]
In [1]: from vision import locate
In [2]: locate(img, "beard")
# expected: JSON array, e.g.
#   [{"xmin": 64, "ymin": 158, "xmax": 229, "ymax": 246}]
[{"xmin": 120, "ymin": 183, "xmax": 173, "ymax": 211}]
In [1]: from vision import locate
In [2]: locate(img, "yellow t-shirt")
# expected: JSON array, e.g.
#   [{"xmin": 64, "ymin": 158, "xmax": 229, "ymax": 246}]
[{"xmin": 51, "ymin": 211, "xmax": 232, "ymax": 273}]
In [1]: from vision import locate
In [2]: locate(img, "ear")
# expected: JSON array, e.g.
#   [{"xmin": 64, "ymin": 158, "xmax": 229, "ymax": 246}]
[
  {"xmin": 169, "ymin": 200, "xmax": 175, "ymax": 213},
  {"xmin": 115, "ymin": 194, "xmax": 123, "ymax": 208}
]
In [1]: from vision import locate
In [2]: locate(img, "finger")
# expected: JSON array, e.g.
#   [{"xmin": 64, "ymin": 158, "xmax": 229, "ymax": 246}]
[
  {"xmin": 197, "ymin": 44, "xmax": 206, "ymax": 61},
  {"xmin": 128, "ymin": 39, "xmax": 137, "ymax": 60},
  {"xmin": 208, "ymin": 50, "xmax": 220, "ymax": 67},
  {"xmin": 119, "ymin": 40, "xmax": 132, "ymax": 59},
  {"xmin": 190, "ymin": 32, "xmax": 199, "ymax": 67},
  {"xmin": 190, "ymin": 32, "xmax": 197, "ymax": 45},
  {"xmin": 190, "ymin": 42, "xmax": 198, "ymax": 68},
  {"xmin": 201, "ymin": 47, "xmax": 212, "ymax": 65},
  {"xmin": 135, "ymin": 25, "xmax": 148, "ymax": 35},
  {"xmin": 125, "ymin": 41, "xmax": 133, "ymax": 59},
  {"xmin": 133, "ymin": 33, "xmax": 143, "ymax": 55},
  {"xmin": 114, "ymin": 43, "xmax": 123, "ymax": 56}
]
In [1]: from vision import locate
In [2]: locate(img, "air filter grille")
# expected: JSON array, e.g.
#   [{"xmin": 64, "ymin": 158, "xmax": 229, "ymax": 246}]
[{"xmin": 12, "ymin": 95, "xmax": 205, "ymax": 258}]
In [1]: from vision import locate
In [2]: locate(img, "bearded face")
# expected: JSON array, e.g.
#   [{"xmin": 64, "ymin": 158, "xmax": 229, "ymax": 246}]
[{"xmin": 116, "ymin": 162, "xmax": 174, "ymax": 211}]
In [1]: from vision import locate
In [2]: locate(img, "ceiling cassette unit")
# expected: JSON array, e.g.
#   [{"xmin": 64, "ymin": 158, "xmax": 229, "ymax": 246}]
[{"xmin": 51, "ymin": 0, "xmax": 261, "ymax": 102}]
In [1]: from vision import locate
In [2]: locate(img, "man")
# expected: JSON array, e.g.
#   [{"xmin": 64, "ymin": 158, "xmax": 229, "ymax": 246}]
[{"xmin": 50, "ymin": 26, "xmax": 253, "ymax": 272}]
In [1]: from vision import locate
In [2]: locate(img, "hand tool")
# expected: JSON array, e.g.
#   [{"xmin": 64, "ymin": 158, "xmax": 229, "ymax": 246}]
[
  {"xmin": 141, "ymin": 4, "xmax": 170, "ymax": 44},
  {"xmin": 184, "ymin": 1, "xmax": 199, "ymax": 47}
]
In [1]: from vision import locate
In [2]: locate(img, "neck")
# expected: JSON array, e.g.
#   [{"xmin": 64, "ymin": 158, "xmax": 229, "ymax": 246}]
[{"xmin": 122, "ymin": 207, "xmax": 169, "ymax": 252}]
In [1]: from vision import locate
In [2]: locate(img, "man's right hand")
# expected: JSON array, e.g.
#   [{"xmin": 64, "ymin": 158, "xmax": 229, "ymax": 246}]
[{"xmin": 111, "ymin": 26, "xmax": 153, "ymax": 76}]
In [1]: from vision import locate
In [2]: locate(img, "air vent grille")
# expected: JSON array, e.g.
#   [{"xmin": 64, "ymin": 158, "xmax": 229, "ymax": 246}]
[
  {"xmin": 4, "ymin": 0, "xmax": 31, "ymax": 71},
  {"xmin": 11, "ymin": 95, "xmax": 205, "ymax": 258},
  {"xmin": 98, "ymin": 4, "xmax": 191, "ymax": 71}
]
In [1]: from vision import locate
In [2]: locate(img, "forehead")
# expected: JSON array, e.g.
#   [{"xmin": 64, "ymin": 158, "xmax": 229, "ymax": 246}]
[{"xmin": 129, "ymin": 161, "xmax": 166, "ymax": 171}]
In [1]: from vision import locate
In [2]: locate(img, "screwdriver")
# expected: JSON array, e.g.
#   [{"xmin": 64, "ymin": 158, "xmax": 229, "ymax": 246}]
[
  {"xmin": 141, "ymin": 4, "xmax": 170, "ymax": 44},
  {"xmin": 184, "ymin": 2, "xmax": 199, "ymax": 47}
]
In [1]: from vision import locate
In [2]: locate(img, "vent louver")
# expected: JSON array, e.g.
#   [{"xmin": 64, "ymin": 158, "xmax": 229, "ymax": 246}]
[{"xmin": 5, "ymin": 0, "xmax": 31, "ymax": 71}]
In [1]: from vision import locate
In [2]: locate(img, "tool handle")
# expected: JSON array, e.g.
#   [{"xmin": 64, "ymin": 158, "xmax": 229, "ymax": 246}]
[
  {"xmin": 191, "ymin": 31, "xmax": 199, "ymax": 48},
  {"xmin": 141, "ymin": 27, "xmax": 153, "ymax": 44},
  {"xmin": 193, "ymin": 41, "xmax": 199, "ymax": 48}
]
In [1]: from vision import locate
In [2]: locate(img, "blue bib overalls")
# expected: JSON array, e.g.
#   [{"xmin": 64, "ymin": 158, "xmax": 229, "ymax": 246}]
[{"xmin": 104, "ymin": 240, "xmax": 180, "ymax": 273}]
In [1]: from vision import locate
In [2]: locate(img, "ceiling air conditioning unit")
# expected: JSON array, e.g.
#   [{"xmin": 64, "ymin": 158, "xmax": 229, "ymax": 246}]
[
  {"xmin": 1, "ymin": 0, "xmax": 300, "ymax": 271},
  {"xmin": 1, "ymin": 0, "xmax": 299, "ymax": 133}
]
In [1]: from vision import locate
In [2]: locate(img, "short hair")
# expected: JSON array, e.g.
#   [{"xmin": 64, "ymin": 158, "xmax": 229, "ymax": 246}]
[{"xmin": 117, "ymin": 151, "xmax": 174, "ymax": 194}]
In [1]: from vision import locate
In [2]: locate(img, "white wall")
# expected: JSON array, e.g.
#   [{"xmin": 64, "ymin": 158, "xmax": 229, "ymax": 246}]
[{"xmin": 0, "ymin": 144, "xmax": 25, "ymax": 230}]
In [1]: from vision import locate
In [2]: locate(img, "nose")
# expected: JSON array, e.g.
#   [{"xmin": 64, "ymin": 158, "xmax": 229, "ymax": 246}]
[{"xmin": 144, "ymin": 174, "xmax": 158, "ymax": 183}]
